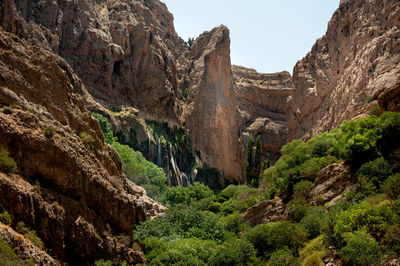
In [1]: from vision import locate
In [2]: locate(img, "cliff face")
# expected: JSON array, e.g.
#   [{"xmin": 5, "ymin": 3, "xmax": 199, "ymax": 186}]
[
  {"xmin": 185, "ymin": 26, "xmax": 242, "ymax": 181},
  {"xmin": 233, "ymin": 65, "xmax": 293, "ymax": 164},
  {"xmin": 288, "ymin": 0, "xmax": 400, "ymax": 140},
  {"xmin": 0, "ymin": 28, "xmax": 164, "ymax": 264},
  {"xmin": 0, "ymin": 0, "xmax": 188, "ymax": 123}
]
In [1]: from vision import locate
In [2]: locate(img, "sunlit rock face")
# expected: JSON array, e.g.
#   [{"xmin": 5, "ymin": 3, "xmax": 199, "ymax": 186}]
[
  {"xmin": 185, "ymin": 26, "xmax": 243, "ymax": 182},
  {"xmin": 288, "ymin": 0, "xmax": 400, "ymax": 141}
]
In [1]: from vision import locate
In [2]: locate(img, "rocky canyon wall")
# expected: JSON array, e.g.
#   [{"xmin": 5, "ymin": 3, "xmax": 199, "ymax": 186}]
[
  {"xmin": 233, "ymin": 65, "xmax": 293, "ymax": 164},
  {"xmin": 288, "ymin": 0, "xmax": 400, "ymax": 141},
  {"xmin": 0, "ymin": 27, "xmax": 164, "ymax": 264}
]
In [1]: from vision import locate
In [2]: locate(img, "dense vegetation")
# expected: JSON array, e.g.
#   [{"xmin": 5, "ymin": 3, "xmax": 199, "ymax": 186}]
[
  {"xmin": 130, "ymin": 113, "xmax": 400, "ymax": 265},
  {"xmin": 92, "ymin": 113, "xmax": 167, "ymax": 199},
  {"xmin": 92, "ymin": 112, "xmax": 400, "ymax": 265}
]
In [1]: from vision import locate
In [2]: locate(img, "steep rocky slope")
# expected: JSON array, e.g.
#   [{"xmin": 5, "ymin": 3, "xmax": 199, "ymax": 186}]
[
  {"xmin": 288, "ymin": 0, "xmax": 400, "ymax": 140},
  {"xmin": 233, "ymin": 65, "xmax": 293, "ymax": 164},
  {"xmin": 0, "ymin": 28, "xmax": 164, "ymax": 264},
  {"xmin": 0, "ymin": 0, "xmax": 188, "ymax": 123}
]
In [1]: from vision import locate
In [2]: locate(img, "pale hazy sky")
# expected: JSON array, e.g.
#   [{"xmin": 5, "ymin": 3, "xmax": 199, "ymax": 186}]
[{"xmin": 162, "ymin": 0, "xmax": 340, "ymax": 74}]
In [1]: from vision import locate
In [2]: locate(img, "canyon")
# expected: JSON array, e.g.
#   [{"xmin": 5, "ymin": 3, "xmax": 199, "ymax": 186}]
[{"xmin": 0, "ymin": 0, "xmax": 399, "ymax": 264}]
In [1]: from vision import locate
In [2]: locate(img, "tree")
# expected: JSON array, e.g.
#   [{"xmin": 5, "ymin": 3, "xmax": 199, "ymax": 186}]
[{"xmin": 245, "ymin": 136, "xmax": 262, "ymax": 187}]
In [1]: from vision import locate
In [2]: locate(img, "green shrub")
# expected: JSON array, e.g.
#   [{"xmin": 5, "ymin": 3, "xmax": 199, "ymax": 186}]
[
  {"xmin": 94, "ymin": 260, "xmax": 112, "ymax": 266},
  {"xmin": 149, "ymin": 238, "xmax": 217, "ymax": 265},
  {"xmin": 79, "ymin": 132, "xmax": 95, "ymax": 151},
  {"xmin": 366, "ymin": 96, "xmax": 373, "ymax": 103},
  {"xmin": 267, "ymin": 248, "xmax": 300, "ymax": 266},
  {"xmin": 134, "ymin": 207, "xmax": 224, "ymax": 243},
  {"xmin": 0, "ymin": 237, "xmax": 25, "ymax": 266},
  {"xmin": 299, "ymin": 236, "xmax": 327, "ymax": 266},
  {"xmin": 26, "ymin": 230, "xmax": 44, "ymax": 250},
  {"xmin": 15, "ymin": 222, "xmax": 43, "ymax": 249},
  {"xmin": 2, "ymin": 106, "xmax": 13, "ymax": 114},
  {"xmin": 333, "ymin": 202, "xmax": 392, "ymax": 243},
  {"xmin": 0, "ymin": 211, "xmax": 12, "ymax": 225},
  {"xmin": 383, "ymin": 224, "xmax": 400, "ymax": 253},
  {"xmin": 357, "ymin": 157, "xmax": 392, "ymax": 189},
  {"xmin": 339, "ymin": 232, "xmax": 382, "ymax": 266},
  {"xmin": 243, "ymin": 221, "xmax": 307, "ymax": 258},
  {"xmin": 92, "ymin": 113, "xmax": 116, "ymax": 144},
  {"xmin": 382, "ymin": 174, "xmax": 400, "ymax": 200},
  {"xmin": 0, "ymin": 148, "xmax": 17, "ymax": 174},
  {"xmin": 293, "ymin": 180, "xmax": 313, "ymax": 200},
  {"xmin": 162, "ymin": 182, "xmax": 213, "ymax": 207},
  {"xmin": 43, "ymin": 126, "xmax": 55, "ymax": 139},
  {"xmin": 300, "ymin": 207, "xmax": 328, "ymax": 239},
  {"xmin": 209, "ymin": 239, "xmax": 256, "ymax": 266},
  {"xmin": 288, "ymin": 198, "xmax": 311, "ymax": 222},
  {"xmin": 220, "ymin": 212, "xmax": 249, "ymax": 234},
  {"xmin": 112, "ymin": 141, "xmax": 166, "ymax": 197}
]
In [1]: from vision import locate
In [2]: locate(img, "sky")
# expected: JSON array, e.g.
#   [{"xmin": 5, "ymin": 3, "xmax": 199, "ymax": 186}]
[{"xmin": 162, "ymin": 0, "xmax": 340, "ymax": 74}]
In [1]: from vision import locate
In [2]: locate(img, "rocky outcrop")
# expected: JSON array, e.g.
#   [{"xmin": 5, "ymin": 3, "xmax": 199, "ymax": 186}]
[
  {"xmin": 310, "ymin": 162, "xmax": 357, "ymax": 206},
  {"xmin": 0, "ymin": 28, "xmax": 164, "ymax": 264},
  {"xmin": 185, "ymin": 26, "xmax": 242, "ymax": 182},
  {"xmin": 233, "ymin": 65, "xmax": 293, "ymax": 164},
  {"xmin": 288, "ymin": 0, "xmax": 400, "ymax": 141},
  {"xmin": 0, "ymin": 0, "xmax": 189, "ymax": 123},
  {"xmin": 0, "ymin": 222, "xmax": 58, "ymax": 265},
  {"xmin": 243, "ymin": 197, "xmax": 287, "ymax": 226}
]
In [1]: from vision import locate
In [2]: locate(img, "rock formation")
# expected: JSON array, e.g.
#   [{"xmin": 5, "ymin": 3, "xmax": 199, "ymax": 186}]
[
  {"xmin": 233, "ymin": 65, "xmax": 293, "ymax": 164},
  {"xmin": 0, "ymin": 0, "xmax": 188, "ymax": 123},
  {"xmin": 243, "ymin": 197, "xmax": 287, "ymax": 226},
  {"xmin": 0, "ymin": 28, "xmax": 164, "ymax": 264},
  {"xmin": 288, "ymin": 0, "xmax": 400, "ymax": 141},
  {"xmin": 185, "ymin": 26, "xmax": 242, "ymax": 182}
]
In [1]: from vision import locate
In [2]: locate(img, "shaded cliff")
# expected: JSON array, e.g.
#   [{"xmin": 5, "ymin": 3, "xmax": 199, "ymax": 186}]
[
  {"xmin": 233, "ymin": 65, "xmax": 293, "ymax": 165},
  {"xmin": 288, "ymin": 0, "xmax": 400, "ymax": 140},
  {"xmin": 0, "ymin": 28, "xmax": 164, "ymax": 264}
]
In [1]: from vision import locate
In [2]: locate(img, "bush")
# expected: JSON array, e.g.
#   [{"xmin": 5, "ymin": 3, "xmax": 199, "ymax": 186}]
[
  {"xmin": 300, "ymin": 207, "xmax": 328, "ymax": 239},
  {"xmin": 0, "ymin": 148, "xmax": 17, "ymax": 174},
  {"xmin": 357, "ymin": 157, "xmax": 392, "ymax": 189},
  {"xmin": 79, "ymin": 132, "xmax": 95, "ymax": 151},
  {"xmin": 0, "ymin": 211, "xmax": 11, "ymax": 225},
  {"xmin": 299, "ymin": 236, "xmax": 327, "ymax": 266},
  {"xmin": 293, "ymin": 180, "xmax": 313, "ymax": 200},
  {"xmin": 220, "ymin": 212, "xmax": 249, "ymax": 234},
  {"xmin": 134, "ymin": 207, "xmax": 224, "ymax": 243},
  {"xmin": 333, "ymin": 202, "xmax": 392, "ymax": 242},
  {"xmin": 288, "ymin": 198, "xmax": 311, "ymax": 222},
  {"xmin": 2, "ymin": 106, "xmax": 13, "ymax": 114},
  {"xmin": 112, "ymin": 141, "xmax": 166, "ymax": 197},
  {"xmin": 243, "ymin": 221, "xmax": 307, "ymax": 258},
  {"xmin": 149, "ymin": 238, "xmax": 217, "ymax": 265},
  {"xmin": 382, "ymin": 174, "xmax": 400, "ymax": 200},
  {"xmin": 43, "ymin": 126, "xmax": 55, "ymax": 139},
  {"xmin": 15, "ymin": 222, "xmax": 43, "ymax": 249},
  {"xmin": 92, "ymin": 113, "xmax": 116, "ymax": 144},
  {"xmin": 94, "ymin": 260, "xmax": 112, "ymax": 266},
  {"xmin": 383, "ymin": 224, "xmax": 400, "ymax": 253},
  {"xmin": 339, "ymin": 232, "xmax": 382, "ymax": 266},
  {"xmin": 209, "ymin": 239, "xmax": 256, "ymax": 266},
  {"xmin": 267, "ymin": 248, "xmax": 300, "ymax": 266}
]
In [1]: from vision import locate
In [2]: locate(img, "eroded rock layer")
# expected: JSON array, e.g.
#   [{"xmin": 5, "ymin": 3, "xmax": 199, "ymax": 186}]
[
  {"xmin": 0, "ymin": 28, "xmax": 164, "ymax": 264},
  {"xmin": 233, "ymin": 65, "xmax": 293, "ymax": 164}
]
